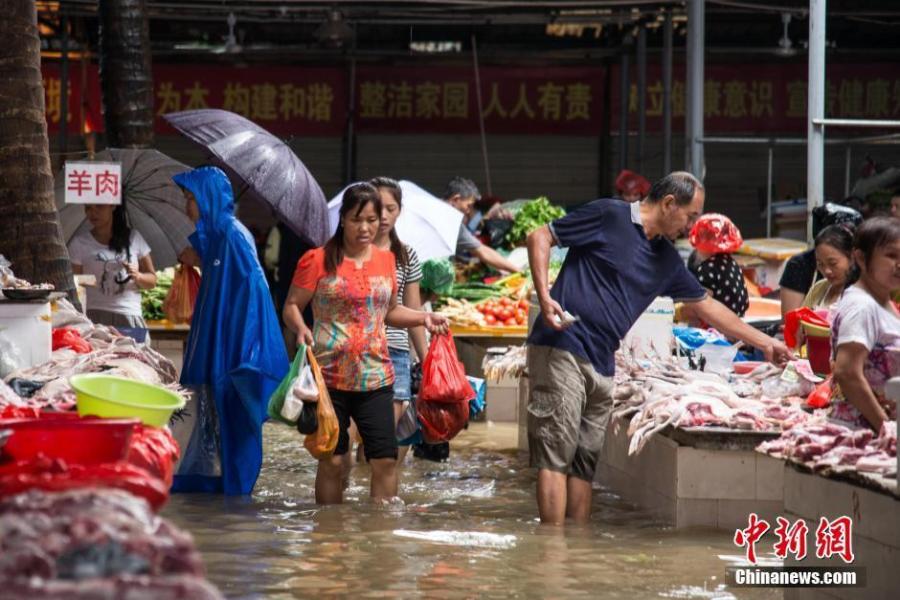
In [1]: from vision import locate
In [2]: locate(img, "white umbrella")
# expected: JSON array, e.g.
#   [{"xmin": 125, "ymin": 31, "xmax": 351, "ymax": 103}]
[{"xmin": 328, "ymin": 180, "xmax": 463, "ymax": 262}]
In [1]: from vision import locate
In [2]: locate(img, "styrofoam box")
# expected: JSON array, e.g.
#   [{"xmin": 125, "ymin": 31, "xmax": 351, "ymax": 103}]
[
  {"xmin": 0, "ymin": 301, "xmax": 52, "ymax": 370},
  {"xmin": 623, "ymin": 297, "xmax": 674, "ymax": 359}
]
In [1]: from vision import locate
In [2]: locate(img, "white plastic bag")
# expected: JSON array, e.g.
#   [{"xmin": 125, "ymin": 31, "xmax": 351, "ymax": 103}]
[
  {"xmin": 280, "ymin": 366, "xmax": 318, "ymax": 421},
  {"xmin": 292, "ymin": 366, "xmax": 319, "ymax": 401}
]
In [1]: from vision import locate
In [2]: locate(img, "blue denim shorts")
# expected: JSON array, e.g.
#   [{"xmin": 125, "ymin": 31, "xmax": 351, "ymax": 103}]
[{"xmin": 389, "ymin": 348, "xmax": 412, "ymax": 401}]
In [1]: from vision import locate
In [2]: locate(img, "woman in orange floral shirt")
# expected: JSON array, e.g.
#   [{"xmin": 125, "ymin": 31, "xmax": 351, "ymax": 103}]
[{"xmin": 283, "ymin": 183, "xmax": 448, "ymax": 504}]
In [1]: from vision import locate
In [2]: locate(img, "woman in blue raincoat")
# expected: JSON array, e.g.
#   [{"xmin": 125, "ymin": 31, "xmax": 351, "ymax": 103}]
[{"xmin": 171, "ymin": 166, "xmax": 288, "ymax": 495}]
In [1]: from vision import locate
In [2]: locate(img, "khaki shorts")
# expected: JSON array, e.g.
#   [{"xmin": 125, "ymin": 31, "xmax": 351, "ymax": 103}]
[{"xmin": 526, "ymin": 345, "xmax": 614, "ymax": 482}]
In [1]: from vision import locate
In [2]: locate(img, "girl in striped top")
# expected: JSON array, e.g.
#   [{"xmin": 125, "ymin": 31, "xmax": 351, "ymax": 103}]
[{"xmin": 371, "ymin": 177, "xmax": 429, "ymax": 461}]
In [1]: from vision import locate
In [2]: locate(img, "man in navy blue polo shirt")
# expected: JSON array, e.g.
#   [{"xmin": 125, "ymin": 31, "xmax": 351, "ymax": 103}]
[{"xmin": 526, "ymin": 171, "xmax": 793, "ymax": 525}]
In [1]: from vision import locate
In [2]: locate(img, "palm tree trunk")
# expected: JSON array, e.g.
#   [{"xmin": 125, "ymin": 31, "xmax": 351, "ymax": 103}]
[
  {"xmin": 99, "ymin": 0, "xmax": 154, "ymax": 147},
  {"xmin": 0, "ymin": 0, "xmax": 77, "ymax": 302}
]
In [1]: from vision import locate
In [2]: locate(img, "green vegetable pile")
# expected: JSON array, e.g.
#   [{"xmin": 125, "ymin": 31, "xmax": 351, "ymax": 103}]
[
  {"xmin": 421, "ymin": 258, "xmax": 456, "ymax": 295},
  {"xmin": 506, "ymin": 197, "xmax": 566, "ymax": 247},
  {"xmin": 443, "ymin": 282, "xmax": 503, "ymax": 302},
  {"xmin": 141, "ymin": 268, "xmax": 174, "ymax": 321}
]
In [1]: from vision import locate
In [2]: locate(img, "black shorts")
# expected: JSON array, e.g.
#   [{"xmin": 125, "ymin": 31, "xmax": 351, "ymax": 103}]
[{"xmin": 330, "ymin": 386, "xmax": 398, "ymax": 460}]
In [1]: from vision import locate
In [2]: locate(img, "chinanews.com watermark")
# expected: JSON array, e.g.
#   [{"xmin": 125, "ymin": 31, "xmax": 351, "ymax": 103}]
[
  {"xmin": 732, "ymin": 567, "xmax": 865, "ymax": 588},
  {"xmin": 730, "ymin": 513, "xmax": 866, "ymax": 589}
]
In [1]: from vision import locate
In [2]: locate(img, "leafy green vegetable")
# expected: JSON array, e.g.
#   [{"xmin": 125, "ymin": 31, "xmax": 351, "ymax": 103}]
[
  {"xmin": 421, "ymin": 258, "xmax": 456, "ymax": 295},
  {"xmin": 505, "ymin": 197, "xmax": 566, "ymax": 248},
  {"xmin": 141, "ymin": 268, "xmax": 174, "ymax": 321}
]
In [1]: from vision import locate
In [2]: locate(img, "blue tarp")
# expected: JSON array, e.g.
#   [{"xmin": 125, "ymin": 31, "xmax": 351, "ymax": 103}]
[{"xmin": 171, "ymin": 166, "xmax": 288, "ymax": 496}]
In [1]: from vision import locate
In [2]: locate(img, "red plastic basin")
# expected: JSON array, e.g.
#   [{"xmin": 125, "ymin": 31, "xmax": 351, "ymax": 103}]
[{"xmin": 0, "ymin": 411, "xmax": 139, "ymax": 465}]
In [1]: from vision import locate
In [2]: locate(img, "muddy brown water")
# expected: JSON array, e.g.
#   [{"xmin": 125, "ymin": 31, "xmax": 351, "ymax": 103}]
[{"xmin": 163, "ymin": 423, "xmax": 781, "ymax": 599}]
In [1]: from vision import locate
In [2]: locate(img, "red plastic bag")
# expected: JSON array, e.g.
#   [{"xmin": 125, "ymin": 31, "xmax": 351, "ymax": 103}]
[
  {"xmin": 0, "ymin": 455, "xmax": 169, "ymax": 511},
  {"xmin": 419, "ymin": 333, "xmax": 476, "ymax": 404},
  {"xmin": 51, "ymin": 327, "xmax": 92, "ymax": 354},
  {"xmin": 127, "ymin": 425, "xmax": 180, "ymax": 488},
  {"xmin": 689, "ymin": 213, "xmax": 744, "ymax": 254},
  {"xmin": 417, "ymin": 399, "xmax": 470, "ymax": 443},
  {"xmin": 806, "ymin": 378, "xmax": 832, "ymax": 409},
  {"xmin": 163, "ymin": 264, "xmax": 201, "ymax": 324},
  {"xmin": 784, "ymin": 307, "xmax": 830, "ymax": 349}
]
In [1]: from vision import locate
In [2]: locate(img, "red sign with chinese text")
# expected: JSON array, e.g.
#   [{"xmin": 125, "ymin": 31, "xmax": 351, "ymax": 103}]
[
  {"xmin": 354, "ymin": 66, "xmax": 604, "ymax": 135},
  {"xmin": 612, "ymin": 62, "xmax": 900, "ymax": 134},
  {"xmin": 41, "ymin": 62, "xmax": 103, "ymax": 134},
  {"xmin": 151, "ymin": 64, "xmax": 346, "ymax": 136},
  {"xmin": 40, "ymin": 61, "xmax": 900, "ymax": 137}
]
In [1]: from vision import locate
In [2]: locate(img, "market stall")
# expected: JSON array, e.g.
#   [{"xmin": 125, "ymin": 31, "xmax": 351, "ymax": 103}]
[
  {"xmin": 597, "ymin": 351, "xmax": 816, "ymax": 530},
  {"xmin": 765, "ymin": 377, "xmax": 898, "ymax": 600},
  {"xmin": 0, "ymin": 257, "xmax": 219, "ymax": 596},
  {"xmin": 142, "ymin": 266, "xmax": 197, "ymax": 376}
]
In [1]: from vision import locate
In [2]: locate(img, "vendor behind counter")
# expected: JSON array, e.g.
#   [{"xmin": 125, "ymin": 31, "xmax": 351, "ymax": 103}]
[{"xmin": 687, "ymin": 213, "xmax": 749, "ymax": 318}]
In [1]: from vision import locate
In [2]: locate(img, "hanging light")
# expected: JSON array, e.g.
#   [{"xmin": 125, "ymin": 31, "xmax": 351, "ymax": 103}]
[
  {"xmin": 315, "ymin": 8, "xmax": 354, "ymax": 48},
  {"xmin": 775, "ymin": 12, "xmax": 796, "ymax": 57}
]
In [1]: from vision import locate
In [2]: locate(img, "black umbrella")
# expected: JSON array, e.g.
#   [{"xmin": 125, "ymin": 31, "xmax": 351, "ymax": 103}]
[{"xmin": 163, "ymin": 109, "xmax": 330, "ymax": 247}]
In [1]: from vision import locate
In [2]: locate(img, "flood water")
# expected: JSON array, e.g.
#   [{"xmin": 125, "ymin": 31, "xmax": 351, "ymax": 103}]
[{"xmin": 163, "ymin": 422, "xmax": 781, "ymax": 599}]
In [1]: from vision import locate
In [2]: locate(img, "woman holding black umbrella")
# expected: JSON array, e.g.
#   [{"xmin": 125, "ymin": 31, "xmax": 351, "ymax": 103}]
[{"xmin": 283, "ymin": 183, "xmax": 448, "ymax": 504}]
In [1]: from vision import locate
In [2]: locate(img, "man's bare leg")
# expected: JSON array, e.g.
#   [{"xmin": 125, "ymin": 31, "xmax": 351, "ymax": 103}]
[
  {"xmin": 565, "ymin": 476, "xmax": 592, "ymax": 523},
  {"xmin": 536, "ymin": 469, "xmax": 567, "ymax": 525}
]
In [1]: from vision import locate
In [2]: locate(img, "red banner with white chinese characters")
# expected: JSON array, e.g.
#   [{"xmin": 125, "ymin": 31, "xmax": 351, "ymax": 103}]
[
  {"xmin": 354, "ymin": 66, "xmax": 604, "ymax": 134},
  {"xmin": 41, "ymin": 61, "xmax": 900, "ymax": 136},
  {"xmin": 612, "ymin": 62, "xmax": 900, "ymax": 134}
]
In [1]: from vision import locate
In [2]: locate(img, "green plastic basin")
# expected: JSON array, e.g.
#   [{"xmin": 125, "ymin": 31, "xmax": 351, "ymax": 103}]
[{"xmin": 71, "ymin": 374, "xmax": 185, "ymax": 427}]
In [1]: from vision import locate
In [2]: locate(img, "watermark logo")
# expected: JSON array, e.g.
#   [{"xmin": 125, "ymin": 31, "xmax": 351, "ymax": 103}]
[
  {"xmin": 734, "ymin": 513, "xmax": 854, "ymax": 564},
  {"xmin": 731, "ymin": 513, "xmax": 862, "ymax": 589}
]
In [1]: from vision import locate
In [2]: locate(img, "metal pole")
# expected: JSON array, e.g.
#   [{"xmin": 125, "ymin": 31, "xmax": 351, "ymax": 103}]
[
  {"xmin": 662, "ymin": 10, "xmax": 673, "ymax": 175},
  {"xmin": 59, "ymin": 15, "xmax": 69, "ymax": 157},
  {"xmin": 686, "ymin": 0, "xmax": 705, "ymax": 179},
  {"xmin": 807, "ymin": 0, "xmax": 826, "ymax": 242},
  {"xmin": 599, "ymin": 61, "xmax": 613, "ymax": 197},
  {"xmin": 767, "ymin": 145, "xmax": 774, "ymax": 238},
  {"xmin": 844, "ymin": 145, "xmax": 852, "ymax": 198},
  {"xmin": 636, "ymin": 25, "xmax": 647, "ymax": 174},
  {"xmin": 343, "ymin": 57, "xmax": 357, "ymax": 185},
  {"xmin": 619, "ymin": 50, "xmax": 630, "ymax": 174},
  {"xmin": 471, "ymin": 35, "xmax": 492, "ymax": 195}
]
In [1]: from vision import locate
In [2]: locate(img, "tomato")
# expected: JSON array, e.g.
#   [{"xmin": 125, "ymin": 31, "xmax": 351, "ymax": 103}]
[
  {"xmin": 515, "ymin": 309, "xmax": 527, "ymax": 321},
  {"xmin": 476, "ymin": 304, "xmax": 486, "ymax": 314},
  {"xmin": 499, "ymin": 308, "xmax": 512, "ymax": 321},
  {"xmin": 504, "ymin": 317, "xmax": 518, "ymax": 327},
  {"xmin": 485, "ymin": 314, "xmax": 497, "ymax": 325},
  {"xmin": 515, "ymin": 315, "xmax": 526, "ymax": 326},
  {"xmin": 499, "ymin": 297, "xmax": 512, "ymax": 307},
  {"xmin": 518, "ymin": 299, "xmax": 529, "ymax": 311}
]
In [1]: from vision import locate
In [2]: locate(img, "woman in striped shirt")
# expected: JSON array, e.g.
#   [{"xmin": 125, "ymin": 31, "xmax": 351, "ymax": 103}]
[{"xmin": 371, "ymin": 177, "xmax": 429, "ymax": 462}]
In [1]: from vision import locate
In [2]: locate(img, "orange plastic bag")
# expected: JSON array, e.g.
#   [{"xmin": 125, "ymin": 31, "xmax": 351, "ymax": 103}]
[
  {"xmin": 689, "ymin": 213, "xmax": 743, "ymax": 254},
  {"xmin": 419, "ymin": 333, "xmax": 475, "ymax": 404},
  {"xmin": 303, "ymin": 347, "xmax": 340, "ymax": 460},
  {"xmin": 163, "ymin": 264, "xmax": 201, "ymax": 324}
]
